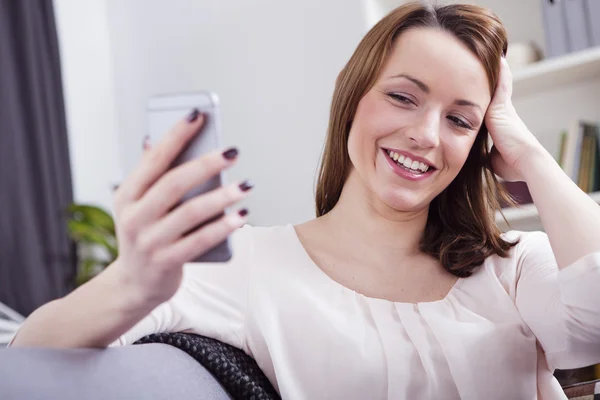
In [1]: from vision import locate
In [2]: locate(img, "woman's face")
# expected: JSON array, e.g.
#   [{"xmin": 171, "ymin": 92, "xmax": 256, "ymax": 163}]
[{"xmin": 347, "ymin": 27, "xmax": 492, "ymax": 212}]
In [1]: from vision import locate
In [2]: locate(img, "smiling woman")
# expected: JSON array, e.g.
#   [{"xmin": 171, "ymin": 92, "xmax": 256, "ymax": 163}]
[
  {"xmin": 317, "ymin": 6, "xmax": 513, "ymax": 278},
  {"xmin": 10, "ymin": 2, "xmax": 600, "ymax": 400}
]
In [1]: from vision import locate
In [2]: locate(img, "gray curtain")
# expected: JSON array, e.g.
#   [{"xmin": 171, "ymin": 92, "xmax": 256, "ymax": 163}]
[{"xmin": 0, "ymin": 0, "xmax": 76, "ymax": 315}]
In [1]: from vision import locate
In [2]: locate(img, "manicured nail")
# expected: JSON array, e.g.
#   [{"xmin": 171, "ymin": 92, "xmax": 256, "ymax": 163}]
[
  {"xmin": 238, "ymin": 208, "xmax": 249, "ymax": 217},
  {"xmin": 239, "ymin": 180, "xmax": 253, "ymax": 192},
  {"xmin": 142, "ymin": 135, "xmax": 151, "ymax": 150},
  {"xmin": 186, "ymin": 108, "xmax": 200, "ymax": 122},
  {"xmin": 222, "ymin": 147, "xmax": 239, "ymax": 160}
]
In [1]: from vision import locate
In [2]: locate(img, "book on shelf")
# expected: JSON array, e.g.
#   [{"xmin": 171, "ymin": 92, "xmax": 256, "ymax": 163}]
[
  {"xmin": 499, "ymin": 181, "xmax": 533, "ymax": 208},
  {"xmin": 500, "ymin": 120, "xmax": 600, "ymax": 210},
  {"xmin": 558, "ymin": 120, "xmax": 600, "ymax": 193}
]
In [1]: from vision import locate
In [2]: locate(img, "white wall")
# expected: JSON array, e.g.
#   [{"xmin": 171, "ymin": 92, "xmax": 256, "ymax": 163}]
[
  {"xmin": 368, "ymin": 0, "xmax": 546, "ymax": 51},
  {"xmin": 53, "ymin": 0, "xmax": 122, "ymax": 212},
  {"xmin": 55, "ymin": 0, "xmax": 590, "ymax": 224},
  {"xmin": 105, "ymin": 0, "xmax": 367, "ymax": 226}
]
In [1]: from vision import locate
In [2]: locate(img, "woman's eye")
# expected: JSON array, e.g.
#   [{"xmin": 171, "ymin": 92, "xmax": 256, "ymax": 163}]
[
  {"xmin": 448, "ymin": 115, "xmax": 473, "ymax": 130},
  {"xmin": 387, "ymin": 93, "xmax": 415, "ymax": 105}
]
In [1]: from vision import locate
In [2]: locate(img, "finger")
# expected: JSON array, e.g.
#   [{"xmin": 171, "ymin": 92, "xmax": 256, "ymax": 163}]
[
  {"xmin": 140, "ymin": 180, "xmax": 253, "ymax": 248},
  {"xmin": 155, "ymin": 209, "xmax": 249, "ymax": 266},
  {"xmin": 491, "ymin": 57, "xmax": 513, "ymax": 106},
  {"xmin": 116, "ymin": 109, "xmax": 205, "ymax": 204},
  {"xmin": 135, "ymin": 147, "xmax": 240, "ymax": 222}
]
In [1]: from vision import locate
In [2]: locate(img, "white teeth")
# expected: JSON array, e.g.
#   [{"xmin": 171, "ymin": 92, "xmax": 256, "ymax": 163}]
[{"xmin": 387, "ymin": 150, "xmax": 431, "ymax": 173}]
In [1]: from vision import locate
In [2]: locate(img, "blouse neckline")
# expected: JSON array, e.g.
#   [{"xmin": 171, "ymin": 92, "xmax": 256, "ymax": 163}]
[{"xmin": 286, "ymin": 224, "xmax": 463, "ymax": 307}]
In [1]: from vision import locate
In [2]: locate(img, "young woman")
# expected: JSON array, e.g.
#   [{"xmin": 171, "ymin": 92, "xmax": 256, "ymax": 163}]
[{"xmin": 12, "ymin": 2, "xmax": 600, "ymax": 399}]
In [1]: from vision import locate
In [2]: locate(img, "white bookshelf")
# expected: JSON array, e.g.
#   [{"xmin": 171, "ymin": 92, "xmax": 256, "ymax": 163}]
[{"xmin": 512, "ymin": 47, "xmax": 600, "ymax": 98}]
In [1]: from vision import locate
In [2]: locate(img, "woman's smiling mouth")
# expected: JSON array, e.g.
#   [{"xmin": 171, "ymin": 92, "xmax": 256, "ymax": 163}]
[{"xmin": 382, "ymin": 148, "xmax": 437, "ymax": 181}]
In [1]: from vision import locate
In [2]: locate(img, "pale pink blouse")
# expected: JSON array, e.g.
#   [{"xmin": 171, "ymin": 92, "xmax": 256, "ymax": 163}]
[{"xmin": 114, "ymin": 225, "xmax": 600, "ymax": 399}]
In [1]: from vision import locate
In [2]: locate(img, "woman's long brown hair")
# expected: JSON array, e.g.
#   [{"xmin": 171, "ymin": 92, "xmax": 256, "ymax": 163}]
[{"xmin": 315, "ymin": 2, "xmax": 517, "ymax": 278}]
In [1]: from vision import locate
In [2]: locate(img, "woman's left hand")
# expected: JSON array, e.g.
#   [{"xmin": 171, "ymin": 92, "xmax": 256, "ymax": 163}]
[{"xmin": 484, "ymin": 57, "xmax": 545, "ymax": 182}]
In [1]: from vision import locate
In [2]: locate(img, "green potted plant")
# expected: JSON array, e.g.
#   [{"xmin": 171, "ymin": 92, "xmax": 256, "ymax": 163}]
[{"xmin": 65, "ymin": 204, "xmax": 118, "ymax": 286}]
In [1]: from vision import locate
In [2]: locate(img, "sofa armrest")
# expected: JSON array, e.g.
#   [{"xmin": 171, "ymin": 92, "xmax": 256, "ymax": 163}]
[
  {"xmin": 135, "ymin": 332, "xmax": 280, "ymax": 400},
  {"xmin": 0, "ymin": 343, "xmax": 232, "ymax": 400}
]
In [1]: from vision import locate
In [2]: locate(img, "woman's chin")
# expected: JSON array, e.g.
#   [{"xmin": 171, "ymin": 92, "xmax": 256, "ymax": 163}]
[{"xmin": 379, "ymin": 188, "xmax": 430, "ymax": 213}]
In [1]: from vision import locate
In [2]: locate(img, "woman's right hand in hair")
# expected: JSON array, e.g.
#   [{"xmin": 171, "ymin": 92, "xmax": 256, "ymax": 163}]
[{"xmin": 111, "ymin": 110, "xmax": 251, "ymax": 306}]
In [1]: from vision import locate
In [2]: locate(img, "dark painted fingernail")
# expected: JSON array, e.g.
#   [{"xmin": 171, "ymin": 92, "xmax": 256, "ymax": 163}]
[
  {"xmin": 222, "ymin": 147, "xmax": 238, "ymax": 160},
  {"xmin": 238, "ymin": 208, "xmax": 249, "ymax": 217},
  {"xmin": 142, "ymin": 135, "xmax": 151, "ymax": 150},
  {"xmin": 239, "ymin": 180, "xmax": 253, "ymax": 192},
  {"xmin": 187, "ymin": 108, "xmax": 200, "ymax": 122}
]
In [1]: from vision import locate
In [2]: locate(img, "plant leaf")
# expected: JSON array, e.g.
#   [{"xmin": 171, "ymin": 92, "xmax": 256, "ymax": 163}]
[
  {"xmin": 67, "ymin": 220, "xmax": 118, "ymax": 258},
  {"xmin": 67, "ymin": 204, "xmax": 115, "ymax": 235}
]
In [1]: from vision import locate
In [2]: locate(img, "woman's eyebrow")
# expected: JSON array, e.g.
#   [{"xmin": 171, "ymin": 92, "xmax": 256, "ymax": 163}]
[
  {"xmin": 390, "ymin": 74, "xmax": 482, "ymax": 112},
  {"xmin": 454, "ymin": 99, "xmax": 482, "ymax": 112},
  {"xmin": 390, "ymin": 74, "xmax": 430, "ymax": 93}
]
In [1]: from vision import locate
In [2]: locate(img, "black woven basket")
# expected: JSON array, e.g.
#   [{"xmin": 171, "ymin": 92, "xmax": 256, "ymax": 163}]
[{"xmin": 135, "ymin": 332, "xmax": 280, "ymax": 400}]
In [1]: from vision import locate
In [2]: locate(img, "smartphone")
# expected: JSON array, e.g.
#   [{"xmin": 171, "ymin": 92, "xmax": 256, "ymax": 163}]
[{"xmin": 146, "ymin": 91, "xmax": 232, "ymax": 262}]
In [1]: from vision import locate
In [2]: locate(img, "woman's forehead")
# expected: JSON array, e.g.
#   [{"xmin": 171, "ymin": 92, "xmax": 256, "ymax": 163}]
[{"xmin": 381, "ymin": 27, "xmax": 492, "ymax": 104}]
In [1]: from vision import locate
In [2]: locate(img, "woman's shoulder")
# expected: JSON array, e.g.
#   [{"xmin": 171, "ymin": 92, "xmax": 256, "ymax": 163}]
[
  {"xmin": 500, "ymin": 229, "xmax": 550, "ymax": 246},
  {"xmin": 484, "ymin": 229, "xmax": 553, "ymax": 269},
  {"xmin": 231, "ymin": 224, "xmax": 299, "ymax": 259},
  {"xmin": 233, "ymin": 224, "xmax": 295, "ymax": 246},
  {"xmin": 498, "ymin": 229, "xmax": 554, "ymax": 265},
  {"xmin": 476, "ymin": 230, "xmax": 555, "ymax": 295},
  {"xmin": 237, "ymin": 223, "xmax": 294, "ymax": 237},
  {"xmin": 181, "ymin": 224, "xmax": 297, "ymax": 286}
]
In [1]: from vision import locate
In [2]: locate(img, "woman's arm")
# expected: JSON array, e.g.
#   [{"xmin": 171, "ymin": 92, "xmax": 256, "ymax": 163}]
[
  {"xmin": 12, "ymin": 224, "xmax": 255, "ymax": 349},
  {"xmin": 485, "ymin": 57, "xmax": 600, "ymax": 267},
  {"xmin": 521, "ymin": 147, "xmax": 600, "ymax": 268},
  {"xmin": 10, "ymin": 263, "xmax": 158, "ymax": 348},
  {"xmin": 486, "ymin": 57, "xmax": 600, "ymax": 368},
  {"xmin": 11, "ymin": 111, "xmax": 250, "ymax": 348},
  {"xmin": 511, "ymin": 231, "xmax": 600, "ymax": 370}
]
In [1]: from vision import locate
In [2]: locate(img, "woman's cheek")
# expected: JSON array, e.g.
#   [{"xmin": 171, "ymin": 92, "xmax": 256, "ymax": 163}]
[{"xmin": 443, "ymin": 135, "xmax": 475, "ymax": 168}]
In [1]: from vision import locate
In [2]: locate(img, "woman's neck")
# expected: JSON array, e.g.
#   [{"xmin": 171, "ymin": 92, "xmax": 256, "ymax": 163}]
[{"xmin": 320, "ymin": 169, "xmax": 429, "ymax": 262}]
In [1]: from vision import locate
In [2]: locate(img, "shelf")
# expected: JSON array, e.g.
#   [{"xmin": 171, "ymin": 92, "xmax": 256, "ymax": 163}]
[
  {"xmin": 512, "ymin": 46, "xmax": 600, "ymax": 98},
  {"xmin": 496, "ymin": 191, "xmax": 600, "ymax": 231}
]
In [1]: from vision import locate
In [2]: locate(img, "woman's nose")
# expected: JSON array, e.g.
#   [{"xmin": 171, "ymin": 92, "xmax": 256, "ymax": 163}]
[{"xmin": 408, "ymin": 113, "xmax": 440, "ymax": 149}]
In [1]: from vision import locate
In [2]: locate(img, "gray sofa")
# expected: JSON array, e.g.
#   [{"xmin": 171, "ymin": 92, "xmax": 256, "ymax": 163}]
[
  {"xmin": 0, "ymin": 343, "xmax": 232, "ymax": 400},
  {"xmin": 2, "ymin": 341, "xmax": 598, "ymax": 399}
]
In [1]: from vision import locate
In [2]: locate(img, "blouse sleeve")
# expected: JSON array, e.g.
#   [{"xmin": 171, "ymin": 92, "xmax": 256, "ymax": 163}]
[
  {"xmin": 111, "ymin": 225, "xmax": 255, "ymax": 351},
  {"xmin": 513, "ymin": 231, "xmax": 600, "ymax": 370}
]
